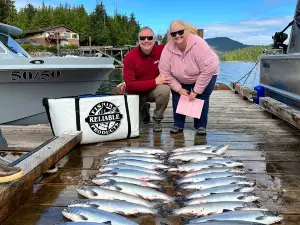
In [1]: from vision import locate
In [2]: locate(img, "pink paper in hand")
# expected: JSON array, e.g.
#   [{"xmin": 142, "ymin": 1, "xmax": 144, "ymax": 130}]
[{"xmin": 176, "ymin": 95, "xmax": 204, "ymax": 119}]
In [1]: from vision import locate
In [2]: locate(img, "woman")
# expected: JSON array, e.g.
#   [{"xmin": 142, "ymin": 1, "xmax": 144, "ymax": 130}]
[{"xmin": 158, "ymin": 20, "xmax": 220, "ymax": 135}]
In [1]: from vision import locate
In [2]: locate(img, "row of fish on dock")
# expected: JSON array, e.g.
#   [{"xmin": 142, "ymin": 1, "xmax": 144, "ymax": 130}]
[
  {"xmin": 167, "ymin": 145, "xmax": 283, "ymax": 224},
  {"xmin": 56, "ymin": 144, "xmax": 283, "ymax": 225}
]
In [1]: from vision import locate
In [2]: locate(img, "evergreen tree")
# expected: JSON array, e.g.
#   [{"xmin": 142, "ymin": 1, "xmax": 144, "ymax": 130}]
[
  {"xmin": 31, "ymin": 2, "xmax": 53, "ymax": 29},
  {"xmin": 4, "ymin": 0, "xmax": 143, "ymax": 47},
  {"xmin": 89, "ymin": 1, "xmax": 111, "ymax": 45},
  {"xmin": 0, "ymin": 0, "xmax": 15, "ymax": 23}
]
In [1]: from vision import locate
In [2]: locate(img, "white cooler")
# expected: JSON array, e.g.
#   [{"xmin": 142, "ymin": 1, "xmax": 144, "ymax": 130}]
[{"xmin": 43, "ymin": 94, "xmax": 140, "ymax": 144}]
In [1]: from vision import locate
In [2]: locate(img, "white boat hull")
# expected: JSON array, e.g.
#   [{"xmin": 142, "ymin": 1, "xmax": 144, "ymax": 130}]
[{"xmin": 0, "ymin": 57, "xmax": 115, "ymax": 125}]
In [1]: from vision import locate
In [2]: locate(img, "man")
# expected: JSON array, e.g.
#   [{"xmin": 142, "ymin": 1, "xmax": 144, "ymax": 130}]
[{"xmin": 122, "ymin": 26, "xmax": 170, "ymax": 132}]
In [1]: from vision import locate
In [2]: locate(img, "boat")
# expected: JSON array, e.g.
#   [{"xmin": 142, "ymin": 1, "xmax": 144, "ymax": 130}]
[
  {"xmin": 0, "ymin": 23, "xmax": 115, "ymax": 125},
  {"xmin": 259, "ymin": 0, "xmax": 300, "ymax": 110}
]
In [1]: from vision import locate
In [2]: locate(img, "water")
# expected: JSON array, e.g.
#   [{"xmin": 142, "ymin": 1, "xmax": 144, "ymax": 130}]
[
  {"xmin": 97, "ymin": 62, "xmax": 260, "ymax": 94},
  {"xmin": 218, "ymin": 62, "xmax": 260, "ymax": 88}
]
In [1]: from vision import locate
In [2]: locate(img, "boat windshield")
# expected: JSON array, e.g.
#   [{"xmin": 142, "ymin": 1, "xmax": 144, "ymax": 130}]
[{"xmin": 0, "ymin": 33, "xmax": 30, "ymax": 58}]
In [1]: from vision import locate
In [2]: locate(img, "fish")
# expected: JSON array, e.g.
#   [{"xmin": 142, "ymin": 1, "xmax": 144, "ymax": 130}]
[
  {"xmin": 193, "ymin": 159, "xmax": 244, "ymax": 167},
  {"xmin": 68, "ymin": 199, "xmax": 157, "ymax": 215},
  {"xmin": 188, "ymin": 210, "xmax": 283, "ymax": 224},
  {"xmin": 105, "ymin": 159, "xmax": 169, "ymax": 170},
  {"xmin": 77, "ymin": 186, "xmax": 154, "ymax": 207},
  {"xmin": 177, "ymin": 172, "xmax": 246, "ymax": 184},
  {"xmin": 168, "ymin": 152, "xmax": 224, "ymax": 163},
  {"xmin": 184, "ymin": 192, "xmax": 260, "ymax": 205},
  {"xmin": 182, "ymin": 184, "xmax": 255, "ymax": 200},
  {"xmin": 172, "ymin": 145, "xmax": 213, "ymax": 152},
  {"xmin": 105, "ymin": 156, "xmax": 163, "ymax": 163},
  {"xmin": 179, "ymin": 177, "xmax": 255, "ymax": 190},
  {"xmin": 186, "ymin": 221, "xmax": 267, "ymax": 225},
  {"xmin": 182, "ymin": 167, "xmax": 245, "ymax": 178},
  {"xmin": 98, "ymin": 169, "xmax": 165, "ymax": 181},
  {"xmin": 173, "ymin": 202, "xmax": 266, "ymax": 217},
  {"xmin": 99, "ymin": 164, "xmax": 161, "ymax": 175},
  {"xmin": 172, "ymin": 144, "xmax": 228, "ymax": 154},
  {"xmin": 55, "ymin": 222, "xmax": 111, "ymax": 225},
  {"xmin": 108, "ymin": 147, "xmax": 166, "ymax": 155},
  {"xmin": 105, "ymin": 153, "xmax": 156, "ymax": 158},
  {"xmin": 171, "ymin": 148, "xmax": 228, "ymax": 156},
  {"xmin": 98, "ymin": 180, "xmax": 173, "ymax": 203},
  {"xmin": 62, "ymin": 207, "xmax": 138, "ymax": 225},
  {"xmin": 169, "ymin": 163, "xmax": 227, "ymax": 172},
  {"xmin": 170, "ymin": 160, "xmax": 243, "ymax": 172},
  {"xmin": 92, "ymin": 176, "xmax": 160, "ymax": 189}
]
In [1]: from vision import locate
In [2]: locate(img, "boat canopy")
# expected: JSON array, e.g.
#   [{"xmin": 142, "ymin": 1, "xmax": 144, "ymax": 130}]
[{"xmin": 0, "ymin": 23, "xmax": 22, "ymax": 36}]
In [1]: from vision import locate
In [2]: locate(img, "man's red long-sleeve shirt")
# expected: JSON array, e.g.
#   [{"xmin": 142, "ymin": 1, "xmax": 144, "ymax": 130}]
[{"xmin": 123, "ymin": 44, "xmax": 165, "ymax": 94}]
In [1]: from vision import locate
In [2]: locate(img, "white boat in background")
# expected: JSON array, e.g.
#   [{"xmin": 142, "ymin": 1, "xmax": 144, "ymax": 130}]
[{"xmin": 0, "ymin": 23, "xmax": 115, "ymax": 125}]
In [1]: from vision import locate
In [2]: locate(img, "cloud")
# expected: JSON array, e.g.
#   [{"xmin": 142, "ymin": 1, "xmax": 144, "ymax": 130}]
[{"xmin": 200, "ymin": 16, "xmax": 294, "ymax": 45}]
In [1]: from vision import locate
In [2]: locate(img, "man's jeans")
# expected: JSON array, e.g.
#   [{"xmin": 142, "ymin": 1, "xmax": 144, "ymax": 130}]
[{"xmin": 171, "ymin": 75, "xmax": 217, "ymax": 129}]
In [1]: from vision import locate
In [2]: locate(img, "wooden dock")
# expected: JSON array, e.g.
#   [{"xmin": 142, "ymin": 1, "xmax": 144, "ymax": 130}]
[{"xmin": 2, "ymin": 90, "xmax": 300, "ymax": 224}]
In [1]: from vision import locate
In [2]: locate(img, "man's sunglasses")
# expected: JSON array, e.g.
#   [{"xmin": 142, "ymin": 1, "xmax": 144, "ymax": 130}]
[
  {"xmin": 170, "ymin": 29, "xmax": 185, "ymax": 37},
  {"xmin": 139, "ymin": 36, "xmax": 154, "ymax": 41}
]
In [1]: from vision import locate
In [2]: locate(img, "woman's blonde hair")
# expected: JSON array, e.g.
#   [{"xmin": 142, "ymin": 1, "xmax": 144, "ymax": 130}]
[{"xmin": 169, "ymin": 20, "xmax": 197, "ymax": 35}]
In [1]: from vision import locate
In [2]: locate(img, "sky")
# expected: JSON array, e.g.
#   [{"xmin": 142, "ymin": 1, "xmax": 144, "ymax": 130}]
[{"xmin": 14, "ymin": 0, "xmax": 298, "ymax": 45}]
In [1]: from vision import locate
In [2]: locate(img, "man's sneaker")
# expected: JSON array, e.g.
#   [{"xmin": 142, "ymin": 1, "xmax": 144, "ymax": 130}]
[
  {"xmin": 170, "ymin": 126, "xmax": 183, "ymax": 134},
  {"xmin": 196, "ymin": 127, "xmax": 207, "ymax": 135},
  {"xmin": 153, "ymin": 119, "xmax": 162, "ymax": 132},
  {"xmin": 142, "ymin": 103, "xmax": 151, "ymax": 124}
]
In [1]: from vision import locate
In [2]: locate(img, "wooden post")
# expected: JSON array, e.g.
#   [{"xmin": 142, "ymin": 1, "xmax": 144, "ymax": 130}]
[
  {"xmin": 121, "ymin": 49, "xmax": 123, "ymax": 63},
  {"xmin": 197, "ymin": 29, "xmax": 204, "ymax": 38},
  {"xmin": 89, "ymin": 36, "xmax": 92, "ymax": 56},
  {"xmin": 0, "ymin": 127, "xmax": 7, "ymax": 148},
  {"xmin": 56, "ymin": 33, "xmax": 60, "ymax": 56}
]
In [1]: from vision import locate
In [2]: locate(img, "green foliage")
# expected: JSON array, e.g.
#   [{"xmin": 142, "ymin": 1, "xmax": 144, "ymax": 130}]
[
  {"xmin": 1, "ymin": 1, "xmax": 140, "ymax": 47},
  {"xmin": 21, "ymin": 43, "xmax": 78, "ymax": 53},
  {"xmin": 0, "ymin": 0, "xmax": 15, "ymax": 23},
  {"xmin": 220, "ymin": 46, "xmax": 267, "ymax": 62}
]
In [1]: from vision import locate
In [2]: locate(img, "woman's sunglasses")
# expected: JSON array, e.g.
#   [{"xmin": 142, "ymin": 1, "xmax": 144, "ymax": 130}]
[
  {"xmin": 170, "ymin": 29, "xmax": 185, "ymax": 37},
  {"xmin": 139, "ymin": 36, "xmax": 154, "ymax": 41}
]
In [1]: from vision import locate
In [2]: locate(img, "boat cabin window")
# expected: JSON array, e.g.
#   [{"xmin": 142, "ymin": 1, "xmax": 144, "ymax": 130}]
[{"xmin": 0, "ymin": 33, "xmax": 30, "ymax": 57}]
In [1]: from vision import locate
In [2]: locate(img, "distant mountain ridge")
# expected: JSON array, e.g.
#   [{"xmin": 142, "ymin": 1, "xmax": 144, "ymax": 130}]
[{"xmin": 204, "ymin": 37, "xmax": 250, "ymax": 53}]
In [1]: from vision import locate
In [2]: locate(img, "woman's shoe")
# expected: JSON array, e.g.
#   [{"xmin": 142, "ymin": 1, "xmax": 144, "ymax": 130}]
[
  {"xmin": 170, "ymin": 126, "xmax": 183, "ymax": 134},
  {"xmin": 0, "ymin": 163, "xmax": 24, "ymax": 183},
  {"xmin": 196, "ymin": 127, "xmax": 207, "ymax": 135}
]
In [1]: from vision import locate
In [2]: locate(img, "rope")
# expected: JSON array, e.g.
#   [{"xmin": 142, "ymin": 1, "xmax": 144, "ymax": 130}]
[{"xmin": 236, "ymin": 51, "xmax": 264, "ymax": 86}]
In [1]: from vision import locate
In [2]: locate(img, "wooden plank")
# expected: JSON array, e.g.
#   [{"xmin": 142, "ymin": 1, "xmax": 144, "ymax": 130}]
[
  {"xmin": 260, "ymin": 97, "xmax": 300, "ymax": 130},
  {"xmin": 230, "ymin": 82, "xmax": 257, "ymax": 100},
  {"xmin": 64, "ymin": 149, "xmax": 300, "ymax": 162},
  {"xmin": 1, "ymin": 125, "xmax": 53, "ymax": 150},
  {"xmin": 22, "ymin": 184, "xmax": 300, "ymax": 214},
  {"xmin": 4, "ymin": 90, "xmax": 300, "ymax": 224},
  {"xmin": 0, "ymin": 130, "xmax": 82, "ymax": 224},
  {"xmin": 35, "ymin": 167, "xmax": 300, "ymax": 189},
  {"xmin": 3, "ymin": 205, "xmax": 300, "ymax": 225}
]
